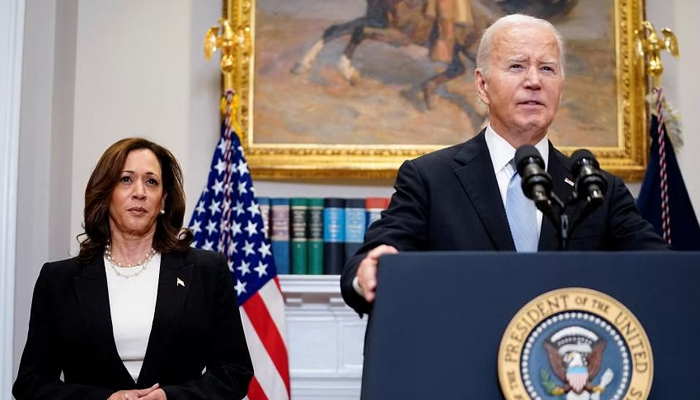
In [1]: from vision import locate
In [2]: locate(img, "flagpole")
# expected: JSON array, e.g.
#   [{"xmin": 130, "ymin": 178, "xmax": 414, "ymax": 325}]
[{"xmin": 635, "ymin": 22, "xmax": 681, "ymax": 245}]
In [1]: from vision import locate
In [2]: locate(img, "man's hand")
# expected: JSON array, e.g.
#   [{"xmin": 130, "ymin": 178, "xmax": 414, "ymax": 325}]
[
  {"xmin": 356, "ymin": 244, "xmax": 398, "ymax": 303},
  {"xmin": 108, "ymin": 384, "xmax": 162, "ymax": 400}
]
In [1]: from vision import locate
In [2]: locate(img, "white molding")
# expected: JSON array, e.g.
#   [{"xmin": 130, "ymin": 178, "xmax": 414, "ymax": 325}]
[
  {"xmin": 0, "ymin": 0, "xmax": 25, "ymax": 394},
  {"xmin": 279, "ymin": 274, "xmax": 341, "ymax": 294},
  {"xmin": 279, "ymin": 275, "xmax": 365, "ymax": 400}
]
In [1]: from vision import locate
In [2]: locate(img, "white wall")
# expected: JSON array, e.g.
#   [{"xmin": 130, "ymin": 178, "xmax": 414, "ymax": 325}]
[
  {"xmin": 2, "ymin": 0, "xmax": 25, "ymax": 394},
  {"xmin": 12, "ymin": 0, "xmax": 700, "ymax": 386}
]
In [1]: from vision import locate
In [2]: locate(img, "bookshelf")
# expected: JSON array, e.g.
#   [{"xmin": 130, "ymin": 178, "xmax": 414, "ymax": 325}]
[{"xmin": 260, "ymin": 194, "xmax": 391, "ymax": 399}]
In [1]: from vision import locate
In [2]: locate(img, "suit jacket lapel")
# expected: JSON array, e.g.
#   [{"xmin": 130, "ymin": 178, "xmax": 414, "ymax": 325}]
[
  {"xmin": 453, "ymin": 131, "xmax": 516, "ymax": 250},
  {"xmin": 539, "ymin": 145, "xmax": 577, "ymax": 251},
  {"xmin": 139, "ymin": 251, "xmax": 194, "ymax": 384},
  {"xmin": 73, "ymin": 256, "xmax": 134, "ymax": 385}
]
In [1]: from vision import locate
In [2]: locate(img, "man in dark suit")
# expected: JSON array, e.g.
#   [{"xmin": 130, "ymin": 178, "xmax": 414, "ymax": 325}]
[{"xmin": 340, "ymin": 14, "xmax": 668, "ymax": 316}]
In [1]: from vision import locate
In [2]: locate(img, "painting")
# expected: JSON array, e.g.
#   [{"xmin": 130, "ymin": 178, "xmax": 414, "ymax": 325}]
[{"xmin": 228, "ymin": 0, "xmax": 648, "ymax": 180}]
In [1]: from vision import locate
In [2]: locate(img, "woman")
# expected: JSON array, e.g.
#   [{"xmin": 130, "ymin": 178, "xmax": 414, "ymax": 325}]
[{"xmin": 13, "ymin": 138, "xmax": 253, "ymax": 400}]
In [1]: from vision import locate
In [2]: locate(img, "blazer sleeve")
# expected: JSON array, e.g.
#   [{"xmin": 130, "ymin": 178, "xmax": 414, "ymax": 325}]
[
  {"xmin": 161, "ymin": 252, "xmax": 254, "ymax": 400},
  {"xmin": 341, "ymin": 159, "xmax": 431, "ymax": 315},
  {"xmin": 13, "ymin": 263, "xmax": 113, "ymax": 400}
]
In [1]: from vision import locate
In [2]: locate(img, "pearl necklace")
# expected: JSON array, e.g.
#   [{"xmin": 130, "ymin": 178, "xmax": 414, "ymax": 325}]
[{"xmin": 104, "ymin": 242, "xmax": 156, "ymax": 278}]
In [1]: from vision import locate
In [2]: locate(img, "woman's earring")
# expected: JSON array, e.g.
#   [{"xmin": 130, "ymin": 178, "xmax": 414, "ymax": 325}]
[{"xmin": 160, "ymin": 209, "xmax": 165, "ymax": 215}]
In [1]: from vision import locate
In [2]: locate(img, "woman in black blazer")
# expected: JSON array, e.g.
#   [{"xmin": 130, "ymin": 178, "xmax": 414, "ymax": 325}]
[{"xmin": 13, "ymin": 138, "xmax": 253, "ymax": 400}]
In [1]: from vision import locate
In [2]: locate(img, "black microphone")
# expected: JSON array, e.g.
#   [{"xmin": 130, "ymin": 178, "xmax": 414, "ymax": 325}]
[
  {"xmin": 571, "ymin": 149, "xmax": 608, "ymax": 208},
  {"xmin": 514, "ymin": 145, "xmax": 553, "ymax": 212}
]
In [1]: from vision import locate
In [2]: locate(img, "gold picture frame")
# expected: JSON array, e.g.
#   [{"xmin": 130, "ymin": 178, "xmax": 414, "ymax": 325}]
[{"xmin": 227, "ymin": 0, "xmax": 648, "ymax": 180}]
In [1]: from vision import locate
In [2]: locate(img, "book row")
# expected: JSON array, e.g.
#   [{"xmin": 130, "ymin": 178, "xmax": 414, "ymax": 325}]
[{"xmin": 257, "ymin": 197, "xmax": 390, "ymax": 275}]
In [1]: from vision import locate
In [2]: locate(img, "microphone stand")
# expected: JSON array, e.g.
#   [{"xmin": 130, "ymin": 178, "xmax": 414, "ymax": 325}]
[
  {"xmin": 536, "ymin": 193, "xmax": 569, "ymax": 250},
  {"xmin": 540, "ymin": 193, "xmax": 601, "ymax": 251}
]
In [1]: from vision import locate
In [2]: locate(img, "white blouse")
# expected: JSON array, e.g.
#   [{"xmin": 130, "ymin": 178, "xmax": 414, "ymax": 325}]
[{"xmin": 104, "ymin": 253, "xmax": 161, "ymax": 382}]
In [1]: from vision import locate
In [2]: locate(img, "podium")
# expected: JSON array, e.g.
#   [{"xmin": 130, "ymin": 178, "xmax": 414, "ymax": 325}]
[{"xmin": 360, "ymin": 252, "xmax": 700, "ymax": 400}]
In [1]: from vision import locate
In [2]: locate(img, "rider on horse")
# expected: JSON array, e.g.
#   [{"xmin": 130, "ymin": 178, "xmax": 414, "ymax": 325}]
[{"xmin": 425, "ymin": 0, "xmax": 475, "ymax": 62}]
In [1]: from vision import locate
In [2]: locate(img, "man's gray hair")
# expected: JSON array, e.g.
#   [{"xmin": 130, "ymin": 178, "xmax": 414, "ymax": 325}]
[{"xmin": 476, "ymin": 14, "xmax": 566, "ymax": 78}]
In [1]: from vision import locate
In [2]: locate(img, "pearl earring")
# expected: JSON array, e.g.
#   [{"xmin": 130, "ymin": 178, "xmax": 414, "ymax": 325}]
[{"xmin": 160, "ymin": 209, "xmax": 165, "ymax": 215}]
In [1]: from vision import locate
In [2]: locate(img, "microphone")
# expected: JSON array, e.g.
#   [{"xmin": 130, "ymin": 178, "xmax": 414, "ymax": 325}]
[
  {"xmin": 571, "ymin": 149, "xmax": 608, "ymax": 208},
  {"xmin": 514, "ymin": 145, "xmax": 553, "ymax": 212}
]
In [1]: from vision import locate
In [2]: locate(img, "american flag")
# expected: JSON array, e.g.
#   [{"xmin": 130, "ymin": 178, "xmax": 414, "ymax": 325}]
[{"xmin": 189, "ymin": 90, "xmax": 290, "ymax": 400}]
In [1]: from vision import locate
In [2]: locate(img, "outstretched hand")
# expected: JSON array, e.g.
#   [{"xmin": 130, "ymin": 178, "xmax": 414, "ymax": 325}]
[{"xmin": 356, "ymin": 244, "xmax": 398, "ymax": 303}]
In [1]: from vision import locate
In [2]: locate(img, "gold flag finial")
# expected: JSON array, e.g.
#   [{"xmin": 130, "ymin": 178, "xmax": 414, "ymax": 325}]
[
  {"xmin": 635, "ymin": 21, "xmax": 680, "ymax": 87},
  {"xmin": 204, "ymin": 18, "xmax": 252, "ymax": 91}
]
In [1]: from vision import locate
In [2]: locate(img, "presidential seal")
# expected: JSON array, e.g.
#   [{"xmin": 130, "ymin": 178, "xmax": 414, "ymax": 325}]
[{"xmin": 498, "ymin": 288, "xmax": 653, "ymax": 400}]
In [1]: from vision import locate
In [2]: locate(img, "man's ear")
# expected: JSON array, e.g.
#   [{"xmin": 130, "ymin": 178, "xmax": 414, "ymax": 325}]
[{"xmin": 475, "ymin": 68, "xmax": 490, "ymax": 105}]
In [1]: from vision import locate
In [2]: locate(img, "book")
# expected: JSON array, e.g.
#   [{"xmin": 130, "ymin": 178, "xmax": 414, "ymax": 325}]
[
  {"xmin": 345, "ymin": 198, "xmax": 366, "ymax": 261},
  {"xmin": 290, "ymin": 198, "xmax": 309, "ymax": 275},
  {"xmin": 323, "ymin": 198, "xmax": 345, "ymax": 275},
  {"xmin": 365, "ymin": 197, "xmax": 390, "ymax": 230},
  {"xmin": 307, "ymin": 198, "xmax": 324, "ymax": 275},
  {"xmin": 270, "ymin": 198, "xmax": 290, "ymax": 275},
  {"xmin": 258, "ymin": 196, "xmax": 271, "ymax": 239}
]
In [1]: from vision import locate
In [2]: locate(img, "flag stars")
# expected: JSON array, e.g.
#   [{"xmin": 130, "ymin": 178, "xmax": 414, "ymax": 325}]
[
  {"xmin": 214, "ymin": 158, "xmax": 226, "ymax": 175},
  {"xmin": 254, "ymin": 261, "xmax": 268, "ymax": 277},
  {"xmin": 237, "ymin": 160, "xmax": 249, "ymax": 176},
  {"xmin": 237, "ymin": 260, "xmax": 251, "ymax": 276},
  {"xmin": 233, "ymin": 201, "xmax": 245, "ymax": 216},
  {"xmin": 195, "ymin": 201, "xmax": 206, "ymax": 216},
  {"xmin": 247, "ymin": 202, "xmax": 261, "ymax": 217},
  {"xmin": 238, "ymin": 181, "xmax": 248, "ymax": 194},
  {"xmin": 189, "ymin": 219, "xmax": 202, "ymax": 235},
  {"xmin": 191, "ymin": 131, "xmax": 283, "ymax": 303},
  {"xmin": 231, "ymin": 221, "xmax": 242, "ymax": 237},
  {"xmin": 244, "ymin": 221, "xmax": 258, "ymax": 237},
  {"xmin": 227, "ymin": 241, "xmax": 238, "ymax": 256},
  {"xmin": 209, "ymin": 200, "xmax": 221, "ymax": 215},
  {"xmin": 259, "ymin": 242, "xmax": 272, "ymax": 258},
  {"xmin": 205, "ymin": 220, "xmax": 218, "ymax": 236},
  {"xmin": 217, "ymin": 139, "xmax": 229, "ymax": 154},
  {"xmin": 212, "ymin": 179, "xmax": 224, "ymax": 196},
  {"xmin": 234, "ymin": 279, "xmax": 247, "ymax": 296},
  {"xmin": 242, "ymin": 240, "xmax": 256, "ymax": 256}
]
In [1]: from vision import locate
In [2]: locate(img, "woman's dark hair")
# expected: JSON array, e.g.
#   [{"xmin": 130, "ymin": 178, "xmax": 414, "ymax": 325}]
[{"xmin": 78, "ymin": 137, "xmax": 193, "ymax": 262}]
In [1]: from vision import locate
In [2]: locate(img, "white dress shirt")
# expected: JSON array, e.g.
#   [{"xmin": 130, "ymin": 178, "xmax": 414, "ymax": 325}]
[{"xmin": 484, "ymin": 125, "xmax": 549, "ymax": 243}]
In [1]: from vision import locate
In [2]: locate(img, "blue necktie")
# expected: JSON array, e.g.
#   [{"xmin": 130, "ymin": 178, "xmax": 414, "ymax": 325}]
[{"xmin": 506, "ymin": 163, "xmax": 538, "ymax": 252}]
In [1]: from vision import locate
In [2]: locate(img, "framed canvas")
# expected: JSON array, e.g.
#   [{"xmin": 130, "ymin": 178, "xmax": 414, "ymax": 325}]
[{"xmin": 227, "ymin": 0, "xmax": 648, "ymax": 180}]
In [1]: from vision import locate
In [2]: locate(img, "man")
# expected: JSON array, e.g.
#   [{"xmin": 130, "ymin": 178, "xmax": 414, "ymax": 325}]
[
  {"xmin": 425, "ymin": 0, "xmax": 474, "ymax": 62},
  {"xmin": 340, "ymin": 14, "xmax": 668, "ymax": 316}
]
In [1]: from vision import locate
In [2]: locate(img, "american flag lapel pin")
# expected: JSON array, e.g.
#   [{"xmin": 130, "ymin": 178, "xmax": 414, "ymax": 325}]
[{"xmin": 177, "ymin": 277, "xmax": 185, "ymax": 287}]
